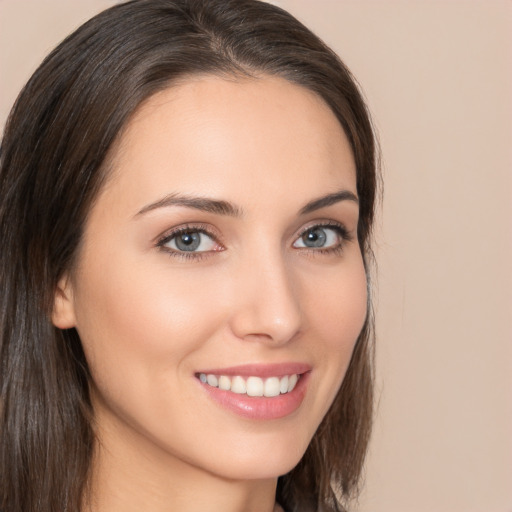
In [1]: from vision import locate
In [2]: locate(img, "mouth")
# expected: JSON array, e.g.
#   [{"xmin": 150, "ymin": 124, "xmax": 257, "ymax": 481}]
[
  {"xmin": 195, "ymin": 363, "xmax": 311, "ymax": 420},
  {"xmin": 197, "ymin": 373, "xmax": 300, "ymax": 397}
]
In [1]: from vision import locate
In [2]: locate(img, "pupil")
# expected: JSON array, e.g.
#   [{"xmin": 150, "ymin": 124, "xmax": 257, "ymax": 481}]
[
  {"xmin": 304, "ymin": 228, "xmax": 326, "ymax": 248},
  {"xmin": 176, "ymin": 231, "xmax": 200, "ymax": 251}
]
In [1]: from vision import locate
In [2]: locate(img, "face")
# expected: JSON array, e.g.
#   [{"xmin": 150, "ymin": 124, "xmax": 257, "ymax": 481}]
[{"xmin": 54, "ymin": 75, "xmax": 367, "ymax": 481}]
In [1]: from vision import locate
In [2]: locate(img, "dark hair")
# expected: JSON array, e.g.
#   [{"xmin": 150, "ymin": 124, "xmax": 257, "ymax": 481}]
[{"xmin": 0, "ymin": 1, "xmax": 377, "ymax": 511}]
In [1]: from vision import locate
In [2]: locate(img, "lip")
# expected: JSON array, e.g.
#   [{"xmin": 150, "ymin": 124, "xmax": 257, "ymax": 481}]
[
  {"xmin": 196, "ymin": 363, "xmax": 311, "ymax": 420},
  {"xmin": 197, "ymin": 362, "xmax": 311, "ymax": 378}
]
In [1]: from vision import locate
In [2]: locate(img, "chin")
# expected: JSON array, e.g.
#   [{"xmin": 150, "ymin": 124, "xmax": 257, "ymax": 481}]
[{"xmin": 195, "ymin": 427, "xmax": 313, "ymax": 481}]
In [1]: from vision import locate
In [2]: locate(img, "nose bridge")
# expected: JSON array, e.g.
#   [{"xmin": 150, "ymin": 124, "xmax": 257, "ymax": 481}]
[{"xmin": 229, "ymin": 243, "xmax": 302, "ymax": 345}]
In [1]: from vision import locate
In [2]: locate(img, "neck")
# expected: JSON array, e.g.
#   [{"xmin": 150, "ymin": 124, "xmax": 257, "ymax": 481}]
[{"xmin": 84, "ymin": 410, "xmax": 279, "ymax": 512}]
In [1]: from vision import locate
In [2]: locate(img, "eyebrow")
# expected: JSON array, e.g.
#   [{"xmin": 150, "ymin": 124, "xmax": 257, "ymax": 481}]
[
  {"xmin": 135, "ymin": 193, "xmax": 243, "ymax": 217},
  {"xmin": 135, "ymin": 189, "xmax": 358, "ymax": 218},
  {"xmin": 299, "ymin": 190, "xmax": 359, "ymax": 215}
]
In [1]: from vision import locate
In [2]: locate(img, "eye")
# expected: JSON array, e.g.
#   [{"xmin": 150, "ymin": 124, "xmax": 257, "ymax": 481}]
[
  {"xmin": 293, "ymin": 223, "xmax": 348, "ymax": 250},
  {"xmin": 158, "ymin": 227, "xmax": 220, "ymax": 254}
]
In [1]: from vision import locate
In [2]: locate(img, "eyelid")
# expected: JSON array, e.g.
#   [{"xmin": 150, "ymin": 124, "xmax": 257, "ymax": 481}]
[
  {"xmin": 155, "ymin": 223, "xmax": 224, "ymax": 253},
  {"xmin": 292, "ymin": 220, "xmax": 353, "ymax": 253},
  {"xmin": 154, "ymin": 219, "xmax": 353, "ymax": 260},
  {"xmin": 295, "ymin": 220, "xmax": 352, "ymax": 241}
]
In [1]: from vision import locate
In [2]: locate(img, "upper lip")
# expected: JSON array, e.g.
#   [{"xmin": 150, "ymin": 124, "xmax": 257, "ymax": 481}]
[{"xmin": 196, "ymin": 362, "xmax": 311, "ymax": 378}]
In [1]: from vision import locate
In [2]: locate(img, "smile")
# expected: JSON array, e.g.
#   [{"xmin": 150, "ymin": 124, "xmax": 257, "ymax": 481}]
[
  {"xmin": 196, "ymin": 363, "xmax": 311, "ymax": 420},
  {"xmin": 198, "ymin": 373, "xmax": 299, "ymax": 397}
]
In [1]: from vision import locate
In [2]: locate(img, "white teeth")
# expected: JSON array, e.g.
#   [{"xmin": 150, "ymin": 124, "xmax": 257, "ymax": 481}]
[
  {"xmin": 287, "ymin": 373, "xmax": 298, "ymax": 392},
  {"xmin": 199, "ymin": 373, "xmax": 301, "ymax": 397},
  {"xmin": 246, "ymin": 376, "xmax": 264, "ymax": 397},
  {"xmin": 218, "ymin": 375, "xmax": 231, "ymax": 390},
  {"xmin": 279, "ymin": 375, "xmax": 289, "ymax": 394},
  {"xmin": 231, "ymin": 375, "xmax": 247, "ymax": 394},
  {"xmin": 264, "ymin": 377, "xmax": 280, "ymax": 397},
  {"xmin": 206, "ymin": 374, "xmax": 218, "ymax": 387}
]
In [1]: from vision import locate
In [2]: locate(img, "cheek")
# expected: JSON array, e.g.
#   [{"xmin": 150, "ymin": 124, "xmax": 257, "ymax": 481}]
[
  {"xmin": 304, "ymin": 255, "xmax": 368, "ymax": 409},
  {"xmin": 311, "ymin": 258, "xmax": 367, "ymax": 353},
  {"xmin": 71, "ymin": 253, "xmax": 224, "ymax": 390}
]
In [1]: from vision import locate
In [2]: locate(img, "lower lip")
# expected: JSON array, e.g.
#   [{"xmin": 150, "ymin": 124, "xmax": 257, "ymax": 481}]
[{"xmin": 198, "ymin": 373, "xmax": 309, "ymax": 420}]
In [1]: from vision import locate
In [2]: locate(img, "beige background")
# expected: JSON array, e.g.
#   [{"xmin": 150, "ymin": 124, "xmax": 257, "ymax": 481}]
[{"xmin": 1, "ymin": 1, "xmax": 511, "ymax": 511}]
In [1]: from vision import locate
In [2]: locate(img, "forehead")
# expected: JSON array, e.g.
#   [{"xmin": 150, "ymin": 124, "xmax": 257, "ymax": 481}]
[{"xmin": 103, "ymin": 75, "xmax": 356, "ymax": 211}]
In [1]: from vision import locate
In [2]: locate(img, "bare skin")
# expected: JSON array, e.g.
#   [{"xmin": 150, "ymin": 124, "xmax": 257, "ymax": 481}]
[{"xmin": 54, "ymin": 75, "xmax": 367, "ymax": 512}]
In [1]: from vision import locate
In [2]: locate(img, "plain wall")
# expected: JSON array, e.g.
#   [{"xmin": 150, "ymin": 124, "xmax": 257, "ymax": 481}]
[{"xmin": 1, "ymin": 1, "xmax": 511, "ymax": 511}]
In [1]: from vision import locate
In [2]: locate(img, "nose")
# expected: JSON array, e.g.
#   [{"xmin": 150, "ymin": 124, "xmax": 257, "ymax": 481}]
[{"xmin": 228, "ymin": 249, "xmax": 302, "ymax": 346}]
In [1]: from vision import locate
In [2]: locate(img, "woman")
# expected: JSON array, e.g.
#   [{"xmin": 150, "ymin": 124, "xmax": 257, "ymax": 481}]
[{"xmin": 0, "ymin": 1, "xmax": 378, "ymax": 511}]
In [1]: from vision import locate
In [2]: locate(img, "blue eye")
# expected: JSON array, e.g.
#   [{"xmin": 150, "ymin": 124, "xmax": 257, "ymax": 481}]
[
  {"xmin": 293, "ymin": 225, "xmax": 347, "ymax": 250},
  {"xmin": 161, "ymin": 229, "xmax": 218, "ymax": 253}
]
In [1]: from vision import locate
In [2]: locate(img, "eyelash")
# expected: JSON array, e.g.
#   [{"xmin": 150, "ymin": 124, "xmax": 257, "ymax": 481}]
[
  {"xmin": 156, "ymin": 221, "xmax": 352, "ymax": 260},
  {"xmin": 156, "ymin": 223, "xmax": 221, "ymax": 261},
  {"xmin": 296, "ymin": 221, "xmax": 352, "ymax": 257}
]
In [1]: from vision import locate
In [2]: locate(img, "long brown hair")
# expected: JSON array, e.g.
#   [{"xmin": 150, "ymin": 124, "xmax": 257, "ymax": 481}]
[{"xmin": 0, "ymin": 1, "xmax": 377, "ymax": 511}]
